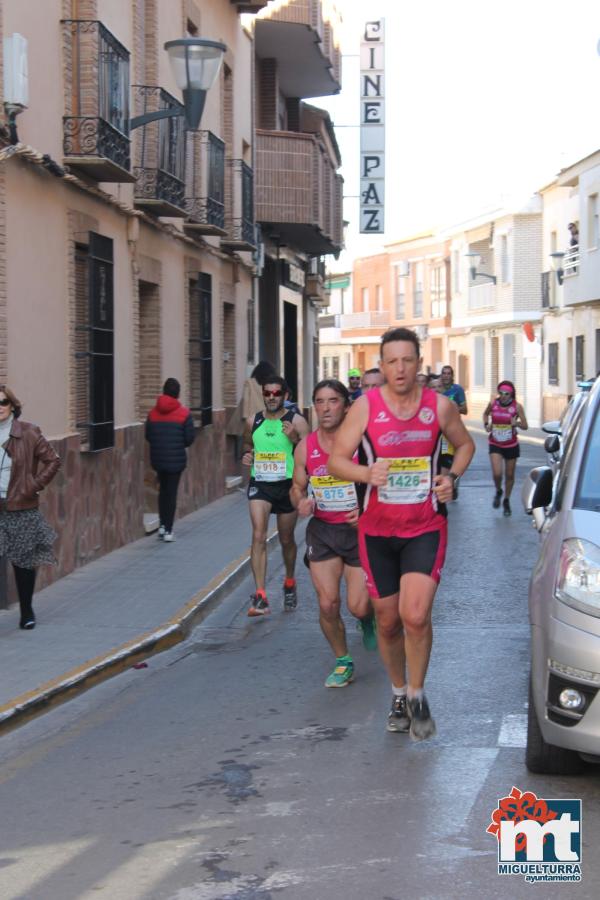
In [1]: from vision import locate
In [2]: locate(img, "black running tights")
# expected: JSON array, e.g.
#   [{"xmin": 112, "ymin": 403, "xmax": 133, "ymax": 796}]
[{"xmin": 13, "ymin": 565, "xmax": 36, "ymax": 621}]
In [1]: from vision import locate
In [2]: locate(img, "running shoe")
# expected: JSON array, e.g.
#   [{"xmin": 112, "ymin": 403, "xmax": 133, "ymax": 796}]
[
  {"xmin": 407, "ymin": 695, "xmax": 437, "ymax": 741},
  {"xmin": 283, "ymin": 579, "xmax": 297, "ymax": 610},
  {"xmin": 248, "ymin": 592, "xmax": 270, "ymax": 617},
  {"xmin": 157, "ymin": 525, "xmax": 166, "ymax": 540},
  {"xmin": 324, "ymin": 656, "xmax": 354, "ymax": 688},
  {"xmin": 503, "ymin": 498, "xmax": 512, "ymax": 517},
  {"xmin": 358, "ymin": 614, "xmax": 377, "ymax": 651},
  {"xmin": 493, "ymin": 489, "xmax": 503, "ymax": 509},
  {"xmin": 387, "ymin": 694, "xmax": 410, "ymax": 733},
  {"xmin": 163, "ymin": 531, "xmax": 175, "ymax": 542}
]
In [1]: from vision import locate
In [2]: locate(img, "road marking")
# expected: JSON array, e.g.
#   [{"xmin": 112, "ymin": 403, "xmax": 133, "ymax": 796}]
[{"xmin": 498, "ymin": 713, "xmax": 527, "ymax": 747}]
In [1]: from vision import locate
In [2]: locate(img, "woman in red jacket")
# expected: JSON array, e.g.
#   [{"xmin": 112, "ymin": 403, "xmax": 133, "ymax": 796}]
[{"xmin": 0, "ymin": 385, "xmax": 60, "ymax": 629}]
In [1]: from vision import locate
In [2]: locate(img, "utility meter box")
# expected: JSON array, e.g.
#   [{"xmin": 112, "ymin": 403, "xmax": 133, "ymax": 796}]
[{"xmin": 3, "ymin": 33, "xmax": 29, "ymax": 108}]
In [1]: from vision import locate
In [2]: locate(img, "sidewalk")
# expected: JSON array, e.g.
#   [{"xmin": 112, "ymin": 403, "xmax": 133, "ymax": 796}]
[{"xmin": 0, "ymin": 489, "xmax": 298, "ymax": 734}]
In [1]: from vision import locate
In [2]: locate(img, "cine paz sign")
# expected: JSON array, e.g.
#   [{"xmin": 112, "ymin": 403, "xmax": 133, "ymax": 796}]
[{"xmin": 360, "ymin": 18, "xmax": 385, "ymax": 234}]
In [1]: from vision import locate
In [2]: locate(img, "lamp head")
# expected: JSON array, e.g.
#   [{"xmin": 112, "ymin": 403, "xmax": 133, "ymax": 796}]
[{"xmin": 165, "ymin": 39, "xmax": 226, "ymax": 129}]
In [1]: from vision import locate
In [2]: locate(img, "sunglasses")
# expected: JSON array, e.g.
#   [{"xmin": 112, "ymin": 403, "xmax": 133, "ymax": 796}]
[
  {"xmin": 263, "ymin": 389, "xmax": 283, "ymax": 398},
  {"xmin": 0, "ymin": 399, "xmax": 11, "ymax": 407},
  {"xmin": 498, "ymin": 390, "xmax": 512, "ymax": 397}
]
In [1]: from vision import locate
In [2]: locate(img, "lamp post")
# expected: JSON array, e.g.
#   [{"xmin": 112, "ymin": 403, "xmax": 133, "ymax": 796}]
[
  {"xmin": 464, "ymin": 251, "xmax": 496, "ymax": 284},
  {"xmin": 550, "ymin": 251, "xmax": 565, "ymax": 286},
  {"xmin": 130, "ymin": 39, "xmax": 226, "ymax": 131}
]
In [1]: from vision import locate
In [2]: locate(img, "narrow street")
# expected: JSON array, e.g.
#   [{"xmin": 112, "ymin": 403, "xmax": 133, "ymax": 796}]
[{"xmin": 0, "ymin": 434, "xmax": 598, "ymax": 900}]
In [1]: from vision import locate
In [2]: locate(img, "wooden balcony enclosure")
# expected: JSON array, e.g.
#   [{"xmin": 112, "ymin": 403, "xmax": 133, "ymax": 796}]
[{"xmin": 255, "ymin": 130, "xmax": 343, "ymax": 256}]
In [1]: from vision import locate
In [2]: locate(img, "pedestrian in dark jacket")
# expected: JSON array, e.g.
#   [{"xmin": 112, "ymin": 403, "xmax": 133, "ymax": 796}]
[{"xmin": 145, "ymin": 378, "xmax": 195, "ymax": 542}]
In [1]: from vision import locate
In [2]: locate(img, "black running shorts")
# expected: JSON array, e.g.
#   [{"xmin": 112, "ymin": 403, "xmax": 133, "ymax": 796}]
[
  {"xmin": 305, "ymin": 516, "xmax": 361, "ymax": 568},
  {"xmin": 247, "ymin": 478, "xmax": 295, "ymax": 514},
  {"xmin": 359, "ymin": 526, "xmax": 448, "ymax": 599},
  {"xmin": 489, "ymin": 443, "xmax": 520, "ymax": 460}
]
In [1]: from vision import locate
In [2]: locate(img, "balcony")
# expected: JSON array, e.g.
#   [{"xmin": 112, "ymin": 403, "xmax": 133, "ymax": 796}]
[
  {"xmin": 221, "ymin": 160, "xmax": 256, "ymax": 251},
  {"xmin": 132, "ymin": 86, "xmax": 186, "ymax": 217},
  {"xmin": 340, "ymin": 311, "xmax": 390, "ymax": 329},
  {"xmin": 230, "ymin": 0, "xmax": 269, "ymax": 11},
  {"xmin": 184, "ymin": 131, "xmax": 226, "ymax": 235},
  {"xmin": 563, "ymin": 245, "xmax": 579, "ymax": 277},
  {"xmin": 62, "ymin": 20, "xmax": 134, "ymax": 182},
  {"xmin": 468, "ymin": 282, "xmax": 496, "ymax": 311},
  {"xmin": 318, "ymin": 313, "xmax": 340, "ymax": 328},
  {"xmin": 256, "ymin": 130, "xmax": 343, "ymax": 255},
  {"xmin": 254, "ymin": 0, "xmax": 341, "ymax": 98}
]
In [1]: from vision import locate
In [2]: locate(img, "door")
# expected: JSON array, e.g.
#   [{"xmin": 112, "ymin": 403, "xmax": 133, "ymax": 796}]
[{"xmin": 283, "ymin": 301, "xmax": 298, "ymax": 402}]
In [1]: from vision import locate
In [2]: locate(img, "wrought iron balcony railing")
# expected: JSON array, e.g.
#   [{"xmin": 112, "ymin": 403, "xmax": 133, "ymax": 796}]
[
  {"xmin": 132, "ymin": 86, "xmax": 186, "ymax": 217},
  {"xmin": 184, "ymin": 131, "xmax": 226, "ymax": 235},
  {"xmin": 221, "ymin": 160, "xmax": 256, "ymax": 251},
  {"xmin": 62, "ymin": 20, "xmax": 134, "ymax": 182}
]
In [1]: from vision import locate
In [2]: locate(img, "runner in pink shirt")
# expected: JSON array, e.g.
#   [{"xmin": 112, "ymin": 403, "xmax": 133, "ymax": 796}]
[
  {"xmin": 329, "ymin": 328, "xmax": 475, "ymax": 741},
  {"xmin": 483, "ymin": 380, "xmax": 528, "ymax": 516},
  {"xmin": 291, "ymin": 380, "xmax": 375, "ymax": 689}
]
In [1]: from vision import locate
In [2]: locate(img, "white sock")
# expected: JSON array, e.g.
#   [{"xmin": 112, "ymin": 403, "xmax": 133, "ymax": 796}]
[
  {"xmin": 407, "ymin": 686, "xmax": 424, "ymax": 701},
  {"xmin": 392, "ymin": 684, "xmax": 407, "ymax": 697}
]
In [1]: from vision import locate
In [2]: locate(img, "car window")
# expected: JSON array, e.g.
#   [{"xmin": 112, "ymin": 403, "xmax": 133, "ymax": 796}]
[
  {"xmin": 575, "ymin": 405, "xmax": 600, "ymax": 512},
  {"xmin": 554, "ymin": 413, "xmax": 584, "ymax": 511}
]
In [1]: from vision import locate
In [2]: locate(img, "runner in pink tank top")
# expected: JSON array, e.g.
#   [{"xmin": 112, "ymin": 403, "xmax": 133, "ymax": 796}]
[
  {"xmin": 483, "ymin": 380, "xmax": 528, "ymax": 516},
  {"xmin": 328, "ymin": 327, "xmax": 475, "ymax": 741},
  {"xmin": 291, "ymin": 379, "xmax": 376, "ymax": 689}
]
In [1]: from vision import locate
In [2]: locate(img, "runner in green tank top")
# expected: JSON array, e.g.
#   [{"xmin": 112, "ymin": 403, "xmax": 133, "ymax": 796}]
[{"xmin": 242, "ymin": 375, "xmax": 309, "ymax": 616}]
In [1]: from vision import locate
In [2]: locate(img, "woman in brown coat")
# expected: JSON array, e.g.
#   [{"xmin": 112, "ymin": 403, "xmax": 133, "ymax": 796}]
[{"xmin": 0, "ymin": 385, "xmax": 60, "ymax": 629}]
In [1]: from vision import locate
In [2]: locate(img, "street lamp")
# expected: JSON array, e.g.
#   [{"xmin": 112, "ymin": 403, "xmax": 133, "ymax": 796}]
[
  {"xmin": 550, "ymin": 251, "xmax": 565, "ymax": 285},
  {"xmin": 130, "ymin": 38, "xmax": 226, "ymax": 131},
  {"xmin": 464, "ymin": 251, "xmax": 496, "ymax": 284}
]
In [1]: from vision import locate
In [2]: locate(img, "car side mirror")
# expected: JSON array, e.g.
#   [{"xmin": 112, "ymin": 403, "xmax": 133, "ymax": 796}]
[
  {"xmin": 521, "ymin": 466, "xmax": 553, "ymax": 514},
  {"xmin": 542, "ymin": 420, "xmax": 561, "ymax": 435},
  {"xmin": 544, "ymin": 434, "xmax": 560, "ymax": 455}
]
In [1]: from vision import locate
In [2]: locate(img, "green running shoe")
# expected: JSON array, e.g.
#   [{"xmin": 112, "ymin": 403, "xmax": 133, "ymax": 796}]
[
  {"xmin": 358, "ymin": 614, "xmax": 377, "ymax": 651},
  {"xmin": 324, "ymin": 656, "xmax": 354, "ymax": 688}
]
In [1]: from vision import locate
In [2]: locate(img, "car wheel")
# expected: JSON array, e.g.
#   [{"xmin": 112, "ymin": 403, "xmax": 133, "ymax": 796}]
[{"xmin": 526, "ymin": 677, "xmax": 584, "ymax": 775}]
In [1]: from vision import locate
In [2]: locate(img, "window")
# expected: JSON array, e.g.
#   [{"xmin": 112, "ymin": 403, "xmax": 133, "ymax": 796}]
[
  {"xmin": 575, "ymin": 334, "xmax": 585, "ymax": 382},
  {"xmin": 361, "ymin": 287, "xmax": 368, "ymax": 311},
  {"xmin": 588, "ymin": 194, "xmax": 599, "ymax": 249},
  {"xmin": 332, "ymin": 357, "xmax": 340, "ymax": 379},
  {"xmin": 322, "ymin": 357, "xmax": 330, "ymax": 378},
  {"xmin": 500, "ymin": 234, "xmax": 511, "ymax": 283},
  {"xmin": 452, "ymin": 250, "xmax": 460, "ymax": 295},
  {"xmin": 395, "ymin": 267, "xmax": 405, "ymax": 319},
  {"xmin": 430, "ymin": 264, "xmax": 447, "ymax": 318},
  {"xmin": 548, "ymin": 342, "xmax": 559, "ymax": 385},
  {"xmin": 376, "ymin": 284, "xmax": 383, "ymax": 311},
  {"xmin": 74, "ymin": 233, "xmax": 114, "ymax": 451},
  {"xmin": 502, "ymin": 334, "xmax": 515, "ymax": 382},
  {"xmin": 474, "ymin": 336, "xmax": 485, "ymax": 387},
  {"xmin": 541, "ymin": 271, "xmax": 550, "ymax": 308},
  {"xmin": 247, "ymin": 298, "xmax": 255, "ymax": 363},
  {"xmin": 189, "ymin": 274, "xmax": 213, "ymax": 426},
  {"xmin": 413, "ymin": 262, "xmax": 423, "ymax": 318}
]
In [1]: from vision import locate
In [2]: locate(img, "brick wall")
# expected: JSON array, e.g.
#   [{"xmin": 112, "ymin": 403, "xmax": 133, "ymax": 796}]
[
  {"xmin": 258, "ymin": 59, "xmax": 278, "ymax": 130},
  {"xmin": 138, "ymin": 281, "xmax": 161, "ymax": 417}
]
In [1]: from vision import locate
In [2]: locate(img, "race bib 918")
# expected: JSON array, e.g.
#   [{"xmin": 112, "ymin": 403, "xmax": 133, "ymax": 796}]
[
  {"xmin": 492, "ymin": 424, "xmax": 512, "ymax": 443},
  {"xmin": 255, "ymin": 452, "xmax": 286, "ymax": 481}
]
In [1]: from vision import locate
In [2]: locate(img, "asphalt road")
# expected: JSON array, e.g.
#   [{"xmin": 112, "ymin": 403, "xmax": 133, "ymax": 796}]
[{"xmin": 1, "ymin": 434, "xmax": 598, "ymax": 900}]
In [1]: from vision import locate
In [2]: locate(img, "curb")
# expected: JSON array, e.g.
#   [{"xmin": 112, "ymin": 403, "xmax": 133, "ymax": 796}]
[{"xmin": 0, "ymin": 528, "xmax": 283, "ymax": 736}]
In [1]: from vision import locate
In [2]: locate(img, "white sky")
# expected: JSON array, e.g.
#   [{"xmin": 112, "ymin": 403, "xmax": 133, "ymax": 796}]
[{"xmin": 313, "ymin": 0, "xmax": 600, "ymax": 265}]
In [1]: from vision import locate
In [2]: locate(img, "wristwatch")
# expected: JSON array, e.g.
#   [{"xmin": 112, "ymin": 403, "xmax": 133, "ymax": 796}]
[{"xmin": 448, "ymin": 472, "xmax": 460, "ymax": 488}]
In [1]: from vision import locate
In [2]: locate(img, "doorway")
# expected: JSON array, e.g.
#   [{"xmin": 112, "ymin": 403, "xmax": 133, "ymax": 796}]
[{"xmin": 283, "ymin": 301, "xmax": 298, "ymax": 402}]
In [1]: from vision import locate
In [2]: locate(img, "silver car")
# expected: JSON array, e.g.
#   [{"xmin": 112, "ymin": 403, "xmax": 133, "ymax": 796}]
[{"xmin": 522, "ymin": 377, "xmax": 600, "ymax": 774}]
